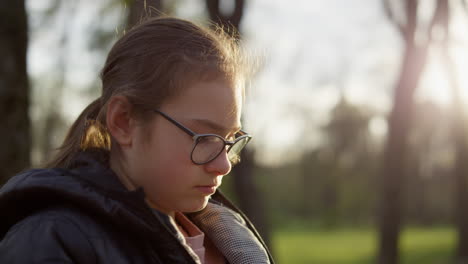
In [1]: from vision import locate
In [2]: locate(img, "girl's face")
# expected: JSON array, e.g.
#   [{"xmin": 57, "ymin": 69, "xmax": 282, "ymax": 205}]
[{"xmin": 125, "ymin": 77, "xmax": 243, "ymax": 216}]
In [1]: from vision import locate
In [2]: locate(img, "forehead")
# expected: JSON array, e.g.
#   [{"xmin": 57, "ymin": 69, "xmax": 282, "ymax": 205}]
[{"xmin": 162, "ymin": 77, "xmax": 243, "ymax": 129}]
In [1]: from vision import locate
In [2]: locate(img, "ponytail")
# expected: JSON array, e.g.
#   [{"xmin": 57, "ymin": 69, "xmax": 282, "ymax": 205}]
[{"xmin": 45, "ymin": 98, "xmax": 111, "ymax": 168}]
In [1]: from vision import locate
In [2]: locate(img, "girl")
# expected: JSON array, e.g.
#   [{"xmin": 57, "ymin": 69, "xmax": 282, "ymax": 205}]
[{"xmin": 0, "ymin": 17, "xmax": 274, "ymax": 264}]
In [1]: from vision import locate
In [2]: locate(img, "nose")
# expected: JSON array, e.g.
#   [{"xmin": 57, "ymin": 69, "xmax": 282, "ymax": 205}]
[{"xmin": 204, "ymin": 149, "xmax": 232, "ymax": 176}]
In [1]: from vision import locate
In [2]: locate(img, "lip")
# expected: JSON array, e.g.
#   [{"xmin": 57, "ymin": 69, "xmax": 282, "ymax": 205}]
[{"xmin": 195, "ymin": 185, "xmax": 218, "ymax": 195}]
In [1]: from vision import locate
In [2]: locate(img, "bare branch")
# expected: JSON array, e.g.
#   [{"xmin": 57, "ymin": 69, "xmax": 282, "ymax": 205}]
[
  {"xmin": 206, "ymin": 0, "xmax": 245, "ymax": 31},
  {"xmin": 127, "ymin": 0, "xmax": 162, "ymax": 28},
  {"xmin": 427, "ymin": 0, "xmax": 449, "ymax": 43},
  {"xmin": 404, "ymin": 0, "xmax": 418, "ymax": 41},
  {"xmin": 382, "ymin": 0, "xmax": 406, "ymax": 36}
]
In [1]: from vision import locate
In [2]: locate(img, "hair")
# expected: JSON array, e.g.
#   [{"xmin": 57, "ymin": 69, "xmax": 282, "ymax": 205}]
[{"xmin": 46, "ymin": 16, "xmax": 252, "ymax": 168}]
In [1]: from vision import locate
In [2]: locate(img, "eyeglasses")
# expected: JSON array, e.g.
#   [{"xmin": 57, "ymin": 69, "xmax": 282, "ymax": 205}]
[{"xmin": 153, "ymin": 109, "xmax": 252, "ymax": 165}]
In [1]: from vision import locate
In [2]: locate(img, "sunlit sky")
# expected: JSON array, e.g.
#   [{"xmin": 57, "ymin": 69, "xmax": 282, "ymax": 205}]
[{"xmin": 26, "ymin": 0, "xmax": 468, "ymax": 165}]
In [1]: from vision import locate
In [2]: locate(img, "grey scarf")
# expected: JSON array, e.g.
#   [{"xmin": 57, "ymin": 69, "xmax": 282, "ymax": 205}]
[{"xmin": 190, "ymin": 202, "xmax": 270, "ymax": 264}]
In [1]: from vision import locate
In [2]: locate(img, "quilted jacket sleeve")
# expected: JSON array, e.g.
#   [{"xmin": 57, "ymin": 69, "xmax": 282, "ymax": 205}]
[{"xmin": 0, "ymin": 212, "xmax": 97, "ymax": 264}]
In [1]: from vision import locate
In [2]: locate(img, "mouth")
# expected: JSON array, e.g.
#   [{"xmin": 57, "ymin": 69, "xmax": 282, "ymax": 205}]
[{"xmin": 195, "ymin": 184, "xmax": 219, "ymax": 195}]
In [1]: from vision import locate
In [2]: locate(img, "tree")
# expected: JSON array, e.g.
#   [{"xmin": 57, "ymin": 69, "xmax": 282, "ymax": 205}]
[
  {"xmin": 378, "ymin": 0, "xmax": 443, "ymax": 263},
  {"xmin": 434, "ymin": 0, "xmax": 468, "ymax": 261},
  {"xmin": 0, "ymin": 0, "xmax": 30, "ymax": 184},
  {"xmin": 127, "ymin": 0, "xmax": 162, "ymax": 27},
  {"xmin": 206, "ymin": 0, "xmax": 244, "ymax": 39},
  {"xmin": 206, "ymin": 0, "xmax": 271, "ymax": 247},
  {"xmin": 39, "ymin": 2, "xmax": 77, "ymax": 164},
  {"xmin": 321, "ymin": 96, "xmax": 373, "ymax": 226}
]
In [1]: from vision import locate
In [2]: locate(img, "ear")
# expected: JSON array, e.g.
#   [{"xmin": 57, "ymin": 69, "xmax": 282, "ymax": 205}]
[{"xmin": 106, "ymin": 96, "xmax": 136, "ymax": 147}]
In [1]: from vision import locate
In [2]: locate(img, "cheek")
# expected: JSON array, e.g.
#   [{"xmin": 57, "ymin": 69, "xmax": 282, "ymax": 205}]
[
  {"xmin": 135, "ymin": 129, "xmax": 204, "ymax": 201},
  {"xmin": 130, "ymin": 122, "xmax": 216, "ymax": 212},
  {"xmin": 136, "ymin": 120, "xmax": 189, "ymax": 163},
  {"xmin": 152, "ymin": 130, "xmax": 193, "ymax": 172},
  {"xmin": 145, "ymin": 149, "xmax": 208, "ymax": 212},
  {"xmin": 139, "ymin": 131, "xmax": 193, "ymax": 182}
]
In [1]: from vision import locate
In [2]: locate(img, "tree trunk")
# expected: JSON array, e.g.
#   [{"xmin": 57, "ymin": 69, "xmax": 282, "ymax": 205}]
[
  {"xmin": 378, "ymin": 1, "xmax": 434, "ymax": 263},
  {"xmin": 447, "ymin": 48, "xmax": 468, "ymax": 264},
  {"xmin": 206, "ymin": 0, "xmax": 271, "ymax": 247},
  {"xmin": 425, "ymin": 0, "xmax": 468, "ymax": 260},
  {"xmin": 439, "ymin": 16, "xmax": 468, "ymax": 264},
  {"xmin": 231, "ymin": 148, "xmax": 270, "ymax": 245},
  {"xmin": 378, "ymin": 38, "xmax": 429, "ymax": 264},
  {"xmin": 0, "ymin": 0, "xmax": 30, "ymax": 185}
]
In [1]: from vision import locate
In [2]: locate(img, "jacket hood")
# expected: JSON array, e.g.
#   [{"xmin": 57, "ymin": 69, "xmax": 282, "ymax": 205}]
[{"xmin": 0, "ymin": 149, "xmax": 196, "ymax": 263}]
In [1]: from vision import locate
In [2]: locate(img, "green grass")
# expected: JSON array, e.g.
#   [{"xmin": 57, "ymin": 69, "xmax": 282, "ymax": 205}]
[{"xmin": 272, "ymin": 226, "xmax": 455, "ymax": 264}]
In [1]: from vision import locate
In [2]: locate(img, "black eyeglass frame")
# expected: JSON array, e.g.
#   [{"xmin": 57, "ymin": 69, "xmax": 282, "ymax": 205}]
[{"xmin": 153, "ymin": 109, "xmax": 252, "ymax": 165}]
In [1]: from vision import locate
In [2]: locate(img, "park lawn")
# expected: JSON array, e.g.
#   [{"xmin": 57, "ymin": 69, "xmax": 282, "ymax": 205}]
[{"xmin": 272, "ymin": 226, "xmax": 455, "ymax": 264}]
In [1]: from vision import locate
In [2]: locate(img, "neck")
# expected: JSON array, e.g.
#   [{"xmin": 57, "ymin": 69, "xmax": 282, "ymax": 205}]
[
  {"xmin": 109, "ymin": 152, "xmax": 138, "ymax": 191},
  {"xmin": 145, "ymin": 198, "xmax": 175, "ymax": 219},
  {"xmin": 109, "ymin": 150, "xmax": 175, "ymax": 219}
]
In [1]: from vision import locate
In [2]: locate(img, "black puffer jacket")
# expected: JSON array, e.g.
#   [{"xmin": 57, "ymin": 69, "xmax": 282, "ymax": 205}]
[{"xmin": 0, "ymin": 151, "xmax": 274, "ymax": 263}]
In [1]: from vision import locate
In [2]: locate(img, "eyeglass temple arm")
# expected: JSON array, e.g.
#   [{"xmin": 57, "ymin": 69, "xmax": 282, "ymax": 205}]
[
  {"xmin": 153, "ymin": 110, "xmax": 196, "ymax": 137},
  {"xmin": 155, "ymin": 109, "xmax": 251, "ymax": 140}
]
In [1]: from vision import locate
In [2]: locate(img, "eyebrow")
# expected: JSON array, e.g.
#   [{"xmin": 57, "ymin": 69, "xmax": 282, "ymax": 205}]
[{"xmin": 190, "ymin": 118, "xmax": 241, "ymax": 135}]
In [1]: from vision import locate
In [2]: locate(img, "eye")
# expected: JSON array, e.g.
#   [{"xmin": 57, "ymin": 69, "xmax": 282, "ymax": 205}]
[
  {"xmin": 225, "ymin": 131, "xmax": 239, "ymax": 141},
  {"xmin": 227, "ymin": 130, "xmax": 243, "ymax": 141}
]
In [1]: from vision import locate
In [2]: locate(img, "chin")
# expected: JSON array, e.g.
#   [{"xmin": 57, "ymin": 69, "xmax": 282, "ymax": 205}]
[{"xmin": 181, "ymin": 197, "xmax": 210, "ymax": 213}]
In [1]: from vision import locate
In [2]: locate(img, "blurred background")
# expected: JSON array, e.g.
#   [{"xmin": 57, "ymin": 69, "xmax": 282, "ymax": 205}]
[{"xmin": 1, "ymin": 0, "xmax": 468, "ymax": 263}]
